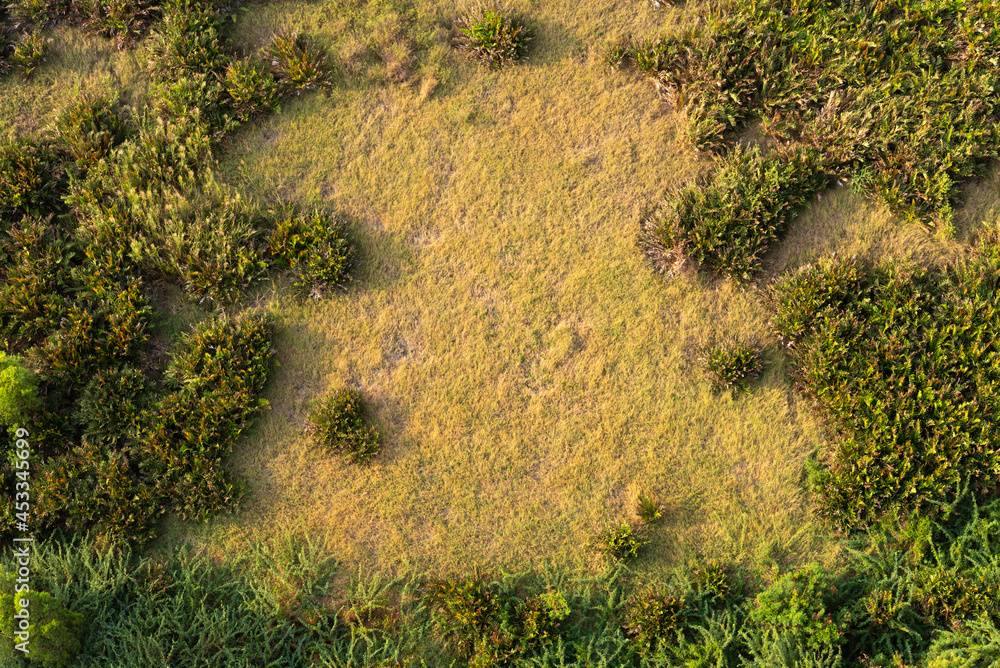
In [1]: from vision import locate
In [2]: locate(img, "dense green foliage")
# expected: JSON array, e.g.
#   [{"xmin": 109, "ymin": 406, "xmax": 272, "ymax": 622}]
[
  {"xmin": 632, "ymin": 0, "xmax": 1000, "ymax": 280},
  {"xmin": 770, "ymin": 255, "xmax": 1000, "ymax": 531},
  {"xmin": 455, "ymin": 5, "xmax": 530, "ymax": 69},
  {"xmin": 642, "ymin": 144, "xmax": 829, "ymax": 280},
  {"xmin": 0, "ymin": 570, "xmax": 85, "ymax": 667},
  {"xmin": 308, "ymin": 388, "xmax": 381, "ymax": 463}
]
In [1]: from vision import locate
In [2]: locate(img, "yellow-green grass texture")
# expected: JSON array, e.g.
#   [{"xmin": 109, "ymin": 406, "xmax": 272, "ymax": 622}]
[{"xmin": 6, "ymin": 0, "xmax": 996, "ymax": 580}]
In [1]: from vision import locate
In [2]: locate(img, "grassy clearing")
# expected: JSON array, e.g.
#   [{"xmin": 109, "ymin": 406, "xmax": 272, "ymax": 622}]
[
  {"xmin": 7, "ymin": 0, "xmax": 994, "ymax": 581},
  {"xmin": 155, "ymin": 0, "xmax": 843, "ymax": 578}
]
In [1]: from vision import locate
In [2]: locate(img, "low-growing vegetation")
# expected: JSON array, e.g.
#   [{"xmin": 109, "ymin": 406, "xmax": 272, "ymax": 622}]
[
  {"xmin": 698, "ymin": 335, "xmax": 765, "ymax": 394},
  {"xmin": 307, "ymin": 387, "xmax": 381, "ymax": 463},
  {"xmin": 454, "ymin": 4, "xmax": 530, "ymax": 70}
]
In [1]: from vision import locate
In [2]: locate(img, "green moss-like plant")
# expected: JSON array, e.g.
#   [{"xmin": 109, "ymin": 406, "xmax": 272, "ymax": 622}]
[{"xmin": 0, "ymin": 353, "xmax": 39, "ymax": 428}]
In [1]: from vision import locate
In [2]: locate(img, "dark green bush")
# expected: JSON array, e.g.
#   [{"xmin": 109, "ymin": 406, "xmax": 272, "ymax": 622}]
[
  {"xmin": 596, "ymin": 521, "xmax": 647, "ymax": 563},
  {"xmin": 307, "ymin": 388, "xmax": 381, "ymax": 463},
  {"xmin": 455, "ymin": 5, "xmax": 530, "ymax": 70},
  {"xmin": 641, "ymin": 144, "xmax": 829, "ymax": 281},
  {"xmin": 268, "ymin": 209, "xmax": 353, "ymax": 296},
  {"xmin": 698, "ymin": 335, "xmax": 764, "ymax": 394},
  {"xmin": 0, "ymin": 137, "xmax": 68, "ymax": 227},
  {"xmin": 622, "ymin": 587, "xmax": 685, "ymax": 655},
  {"xmin": 266, "ymin": 28, "xmax": 331, "ymax": 93},
  {"xmin": 770, "ymin": 257, "xmax": 1000, "ymax": 530},
  {"xmin": 75, "ymin": 365, "xmax": 148, "ymax": 446},
  {"xmin": 54, "ymin": 93, "xmax": 132, "ymax": 167},
  {"xmin": 0, "ymin": 220, "xmax": 75, "ymax": 349}
]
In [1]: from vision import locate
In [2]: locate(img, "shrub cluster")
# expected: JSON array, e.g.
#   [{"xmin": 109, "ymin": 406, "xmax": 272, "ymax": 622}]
[
  {"xmin": 428, "ymin": 576, "xmax": 569, "ymax": 665},
  {"xmin": 308, "ymin": 388, "xmax": 381, "ymax": 463},
  {"xmin": 455, "ymin": 4, "xmax": 530, "ymax": 69},
  {"xmin": 629, "ymin": 0, "xmax": 1000, "ymax": 279},
  {"xmin": 266, "ymin": 28, "xmax": 332, "ymax": 93},
  {"xmin": 770, "ymin": 256, "xmax": 1000, "ymax": 531}
]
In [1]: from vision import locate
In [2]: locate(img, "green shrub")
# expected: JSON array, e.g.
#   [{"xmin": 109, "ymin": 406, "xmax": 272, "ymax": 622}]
[
  {"xmin": 455, "ymin": 5, "xmax": 530, "ymax": 70},
  {"xmin": 641, "ymin": 144, "xmax": 829, "ymax": 281},
  {"xmin": 770, "ymin": 257, "xmax": 1000, "ymax": 530},
  {"xmin": 596, "ymin": 521, "xmax": 647, "ymax": 563},
  {"xmin": 54, "ymin": 93, "xmax": 131, "ymax": 167},
  {"xmin": 266, "ymin": 29, "xmax": 331, "ymax": 93},
  {"xmin": 0, "ymin": 575, "xmax": 85, "ymax": 667},
  {"xmin": 623, "ymin": 587, "xmax": 685, "ymax": 654},
  {"xmin": 428, "ymin": 578, "xmax": 503, "ymax": 659},
  {"xmin": 307, "ymin": 388, "xmax": 381, "ymax": 463},
  {"xmin": 268, "ymin": 209, "xmax": 353, "ymax": 296},
  {"xmin": 10, "ymin": 30, "xmax": 50, "ymax": 78},
  {"xmin": 75, "ymin": 365, "xmax": 148, "ymax": 446},
  {"xmin": 635, "ymin": 492, "xmax": 663, "ymax": 525},
  {"xmin": 0, "ymin": 220, "xmax": 75, "ymax": 348},
  {"xmin": 163, "ymin": 311, "xmax": 273, "ymax": 396},
  {"xmin": 225, "ymin": 56, "xmax": 280, "ymax": 123},
  {"xmin": 0, "ymin": 353, "xmax": 39, "ymax": 427},
  {"xmin": 698, "ymin": 335, "xmax": 764, "ymax": 394},
  {"xmin": 693, "ymin": 561, "xmax": 734, "ymax": 603},
  {"xmin": 78, "ymin": 0, "xmax": 160, "ymax": 49},
  {"xmin": 747, "ymin": 564, "xmax": 847, "ymax": 652},
  {"xmin": 0, "ymin": 137, "xmax": 68, "ymax": 227}
]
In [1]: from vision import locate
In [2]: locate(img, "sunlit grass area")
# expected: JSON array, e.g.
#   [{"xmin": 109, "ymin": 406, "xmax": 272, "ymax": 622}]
[{"xmin": 8, "ymin": 0, "xmax": 996, "ymax": 581}]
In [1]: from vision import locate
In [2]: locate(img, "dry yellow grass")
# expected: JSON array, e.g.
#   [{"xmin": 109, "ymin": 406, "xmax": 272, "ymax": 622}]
[
  {"xmin": 7, "ymin": 0, "xmax": 994, "ymax": 580},
  {"xmin": 188, "ymin": 0, "xmax": 836, "ymax": 577}
]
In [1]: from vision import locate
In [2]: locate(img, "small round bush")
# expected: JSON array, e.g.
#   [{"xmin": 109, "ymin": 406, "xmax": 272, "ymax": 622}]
[
  {"xmin": 55, "ymin": 93, "xmax": 131, "ymax": 166},
  {"xmin": 455, "ymin": 5, "xmax": 531, "ymax": 70},
  {"xmin": 0, "ymin": 578, "xmax": 85, "ymax": 667},
  {"xmin": 268, "ymin": 209, "xmax": 353, "ymax": 297},
  {"xmin": 266, "ymin": 29, "xmax": 331, "ymax": 93},
  {"xmin": 698, "ymin": 335, "xmax": 764, "ymax": 393},
  {"xmin": 308, "ymin": 388, "xmax": 381, "ymax": 463},
  {"xmin": 622, "ymin": 587, "xmax": 685, "ymax": 654},
  {"xmin": 596, "ymin": 521, "xmax": 647, "ymax": 563}
]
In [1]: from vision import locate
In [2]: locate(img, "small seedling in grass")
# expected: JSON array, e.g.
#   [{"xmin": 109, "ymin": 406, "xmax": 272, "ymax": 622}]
[{"xmin": 635, "ymin": 492, "xmax": 663, "ymax": 526}]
